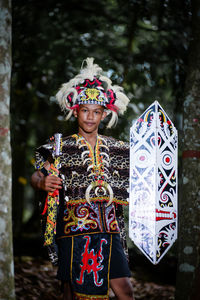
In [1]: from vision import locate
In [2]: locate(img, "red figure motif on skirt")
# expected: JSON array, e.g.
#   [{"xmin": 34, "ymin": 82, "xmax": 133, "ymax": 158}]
[{"xmin": 76, "ymin": 236, "xmax": 107, "ymax": 286}]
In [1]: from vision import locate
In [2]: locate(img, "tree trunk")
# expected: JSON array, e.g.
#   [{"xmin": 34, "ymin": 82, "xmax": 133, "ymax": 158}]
[
  {"xmin": 175, "ymin": 0, "xmax": 200, "ymax": 299},
  {"xmin": 0, "ymin": 0, "xmax": 15, "ymax": 299}
]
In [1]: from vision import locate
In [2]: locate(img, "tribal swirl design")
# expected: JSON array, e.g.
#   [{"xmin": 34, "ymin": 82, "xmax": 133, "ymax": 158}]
[
  {"xmin": 129, "ymin": 101, "xmax": 178, "ymax": 264},
  {"xmin": 64, "ymin": 204, "xmax": 101, "ymax": 234}
]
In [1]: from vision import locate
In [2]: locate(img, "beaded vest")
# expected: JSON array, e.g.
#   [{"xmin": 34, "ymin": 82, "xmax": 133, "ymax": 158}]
[{"xmin": 35, "ymin": 135, "xmax": 129, "ymax": 239}]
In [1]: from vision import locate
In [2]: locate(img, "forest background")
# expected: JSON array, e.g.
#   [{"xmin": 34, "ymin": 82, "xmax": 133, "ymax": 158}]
[{"xmin": 0, "ymin": 0, "xmax": 199, "ymax": 299}]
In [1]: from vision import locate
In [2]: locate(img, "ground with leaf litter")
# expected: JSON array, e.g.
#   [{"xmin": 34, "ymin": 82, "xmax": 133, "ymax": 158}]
[{"xmin": 14, "ymin": 256, "xmax": 175, "ymax": 300}]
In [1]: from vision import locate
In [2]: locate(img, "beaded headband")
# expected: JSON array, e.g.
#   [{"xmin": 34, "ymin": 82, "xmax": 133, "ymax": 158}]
[{"xmin": 56, "ymin": 57, "xmax": 129, "ymax": 128}]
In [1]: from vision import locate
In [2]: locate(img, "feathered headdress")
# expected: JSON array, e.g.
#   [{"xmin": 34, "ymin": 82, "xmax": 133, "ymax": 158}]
[{"xmin": 56, "ymin": 57, "xmax": 129, "ymax": 128}]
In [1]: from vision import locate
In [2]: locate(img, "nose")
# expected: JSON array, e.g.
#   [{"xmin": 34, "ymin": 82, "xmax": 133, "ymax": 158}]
[{"xmin": 87, "ymin": 111, "xmax": 94, "ymax": 120}]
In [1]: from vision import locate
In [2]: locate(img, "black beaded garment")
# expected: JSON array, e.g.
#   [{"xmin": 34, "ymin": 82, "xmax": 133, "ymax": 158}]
[
  {"xmin": 35, "ymin": 134, "xmax": 130, "ymax": 299},
  {"xmin": 35, "ymin": 134, "xmax": 129, "ymax": 247}
]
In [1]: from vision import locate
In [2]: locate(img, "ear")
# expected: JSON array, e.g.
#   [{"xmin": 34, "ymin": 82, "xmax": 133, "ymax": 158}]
[
  {"xmin": 101, "ymin": 111, "xmax": 107, "ymax": 121},
  {"xmin": 73, "ymin": 109, "xmax": 78, "ymax": 118}
]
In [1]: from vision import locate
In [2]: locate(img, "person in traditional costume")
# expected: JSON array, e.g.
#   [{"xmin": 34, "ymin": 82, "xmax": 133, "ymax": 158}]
[{"xmin": 31, "ymin": 58, "xmax": 135, "ymax": 300}]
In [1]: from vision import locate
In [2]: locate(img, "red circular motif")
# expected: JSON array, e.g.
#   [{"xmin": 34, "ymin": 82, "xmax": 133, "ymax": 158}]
[
  {"xmin": 165, "ymin": 157, "xmax": 170, "ymax": 163},
  {"xmin": 140, "ymin": 155, "xmax": 145, "ymax": 161}
]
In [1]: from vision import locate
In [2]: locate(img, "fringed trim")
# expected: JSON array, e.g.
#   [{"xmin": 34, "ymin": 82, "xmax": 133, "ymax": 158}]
[{"xmin": 65, "ymin": 197, "xmax": 129, "ymax": 207}]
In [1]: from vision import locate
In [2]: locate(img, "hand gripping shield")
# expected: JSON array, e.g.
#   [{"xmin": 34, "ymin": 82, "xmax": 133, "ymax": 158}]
[{"xmin": 129, "ymin": 101, "xmax": 178, "ymax": 264}]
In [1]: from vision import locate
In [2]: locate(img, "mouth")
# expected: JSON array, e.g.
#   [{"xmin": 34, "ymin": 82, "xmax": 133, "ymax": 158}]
[{"xmin": 85, "ymin": 122, "xmax": 95, "ymax": 126}]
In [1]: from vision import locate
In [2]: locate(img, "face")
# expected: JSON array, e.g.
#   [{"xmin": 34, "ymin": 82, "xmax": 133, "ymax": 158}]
[{"xmin": 73, "ymin": 104, "xmax": 107, "ymax": 135}]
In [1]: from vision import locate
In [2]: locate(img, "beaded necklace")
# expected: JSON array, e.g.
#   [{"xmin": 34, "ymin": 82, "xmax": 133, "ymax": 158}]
[{"xmin": 75, "ymin": 134, "xmax": 113, "ymax": 206}]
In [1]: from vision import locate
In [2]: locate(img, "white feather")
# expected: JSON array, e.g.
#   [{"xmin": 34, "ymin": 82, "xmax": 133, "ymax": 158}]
[{"xmin": 55, "ymin": 57, "xmax": 130, "ymax": 128}]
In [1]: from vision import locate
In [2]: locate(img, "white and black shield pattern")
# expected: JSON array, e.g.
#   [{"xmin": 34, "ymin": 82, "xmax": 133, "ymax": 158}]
[{"xmin": 129, "ymin": 101, "xmax": 178, "ymax": 264}]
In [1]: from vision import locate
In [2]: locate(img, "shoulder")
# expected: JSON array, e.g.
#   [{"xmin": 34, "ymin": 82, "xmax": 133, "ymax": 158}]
[
  {"xmin": 36, "ymin": 134, "xmax": 74, "ymax": 154},
  {"xmin": 36, "ymin": 140, "xmax": 53, "ymax": 157},
  {"xmin": 62, "ymin": 134, "xmax": 78, "ymax": 146},
  {"xmin": 99, "ymin": 135, "xmax": 129, "ymax": 150}
]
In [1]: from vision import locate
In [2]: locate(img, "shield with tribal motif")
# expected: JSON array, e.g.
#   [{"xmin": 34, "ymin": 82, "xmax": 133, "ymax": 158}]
[{"xmin": 129, "ymin": 101, "xmax": 178, "ymax": 264}]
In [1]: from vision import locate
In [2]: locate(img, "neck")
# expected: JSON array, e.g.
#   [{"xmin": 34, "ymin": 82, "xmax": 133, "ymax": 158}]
[{"xmin": 78, "ymin": 128, "xmax": 98, "ymax": 149}]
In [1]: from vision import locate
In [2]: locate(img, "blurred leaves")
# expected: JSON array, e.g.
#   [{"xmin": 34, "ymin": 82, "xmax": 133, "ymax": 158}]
[{"xmin": 18, "ymin": 176, "xmax": 27, "ymax": 185}]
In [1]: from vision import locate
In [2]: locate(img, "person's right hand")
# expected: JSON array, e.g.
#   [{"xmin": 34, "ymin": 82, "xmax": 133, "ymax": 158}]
[{"xmin": 38, "ymin": 175, "xmax": 63, "ymax": 192}]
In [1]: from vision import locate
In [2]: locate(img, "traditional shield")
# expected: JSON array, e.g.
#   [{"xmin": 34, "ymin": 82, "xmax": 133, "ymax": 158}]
[{"xmin": 129, "ymin": 101, "xmax": 178, "ymax": 264}]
